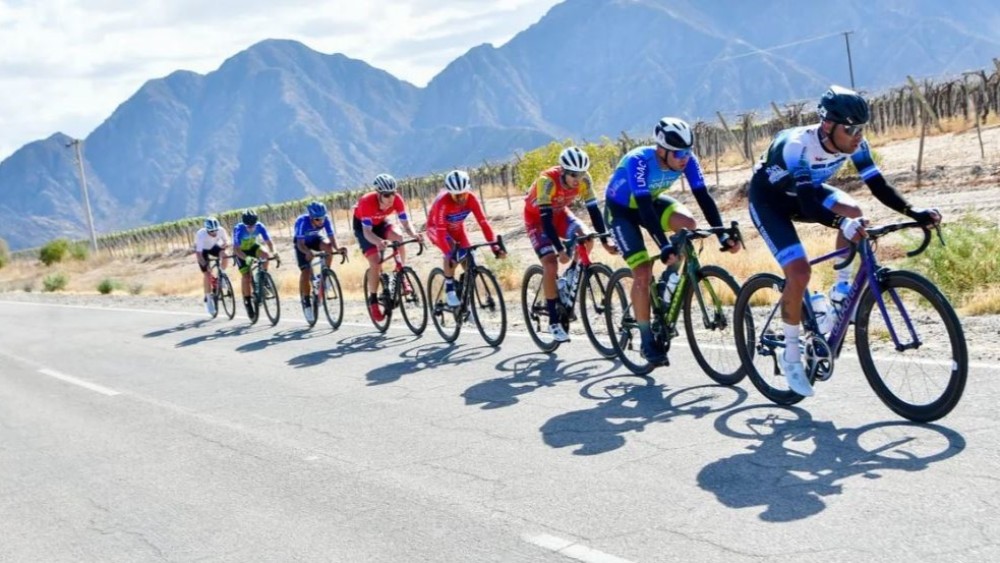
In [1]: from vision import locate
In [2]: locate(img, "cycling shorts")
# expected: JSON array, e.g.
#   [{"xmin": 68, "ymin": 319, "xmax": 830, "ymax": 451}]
[
  {"xmin": 605, "ymin": 195, "xmax": 690, "ymax": 269},
  {"xmin": 353, "ymin": 217, "xmax": 400, "ymax": 258},
  {"xmin": 294, "ymin": 236, "xmax": 327, "ymax": 271},
  {"xmin": 525, "ymin": 209, "xmax": 586, "ymax": 258},
  {"xmin": 198, "ymin": 246, "xmax": 223, "ymax": 273}
]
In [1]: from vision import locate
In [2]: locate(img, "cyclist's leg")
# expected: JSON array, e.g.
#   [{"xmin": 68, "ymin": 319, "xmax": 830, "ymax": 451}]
[
  {"xmin": 656, "ymin": 194, "xmax": 696, "ymax": 232},
  {"xmin": 565, "ymin": 210, "xmax": 594, "ymax": 253},
  {"xmin": 427, "ymin": 226, "xmax": 453, "ymax": 275},
  {"xmin": 821, "ymin": 184, "xmax": 862, "ymax": 287},
  {"xmin": 607, "ymin": 201, "xmax": 653, "ymax": 330},
  {"xmin": 199, "ymin": 249, "xmax": 213, "ymax": 296},
  {"xmin": 384, "ymin": 222, "xmax": 405, "ymax": 265},
  {"xmin": 320, "ymin": 238, "xmax": 334, "ymax": 268},
  {"xmin": 526, "ymin": 213, "xmax": 562, "ymax": 325}
]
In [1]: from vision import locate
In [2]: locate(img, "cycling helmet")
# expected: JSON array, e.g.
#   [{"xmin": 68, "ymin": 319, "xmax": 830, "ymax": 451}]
[
  {"xmin": 654, "ymin": 117, "xmax": 694, "ymax": 150},
  {"xmin": 818, "ymin": 85, "xmax": 870, "ymax": 125},
  {"xmin": 373, "ymin": 173, "xmax": 397, "ymax": 193},
  {"xmin": 559, "ymin": 146, "xmax": 590, "ymax": 173},
  {"xmin": 444, "ymin": 170, "xmax": 471, "ymax": 194},
  {"xmin": 204, "ymin": 217, "xmax": 221, "ymax": 231},
  {"xmin": 307, "ymin": 201, "xmax": 327, "ymax": 219},
  {"xmin": 241, "ymin": 209, "xmax": 258, "ymax": 226}
]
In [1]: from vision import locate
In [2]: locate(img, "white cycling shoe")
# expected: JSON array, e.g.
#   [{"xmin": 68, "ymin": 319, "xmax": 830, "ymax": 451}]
[
  {"xmin": 205, "ymin": 297, "xmax": 216, "ymax": 316},
  {"xmin": 445, "ymin": 290, "xmax": 461, "ymax": 308},
  {"xmin": 549, "ymin": 324, "xmax": 570, "ymax": 342},
  {"xmin": 779, "ymin": 352, "xmax": 815, "ymax": 397},
  {"xmin": 303, "ymin": 304, "xmax": 315, "ymax": 324}
]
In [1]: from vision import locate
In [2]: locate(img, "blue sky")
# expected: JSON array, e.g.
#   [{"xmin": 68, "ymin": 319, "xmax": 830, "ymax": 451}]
[{"xmin": 0, "ymin": 0, "xmax": 562, "ymax": 160}]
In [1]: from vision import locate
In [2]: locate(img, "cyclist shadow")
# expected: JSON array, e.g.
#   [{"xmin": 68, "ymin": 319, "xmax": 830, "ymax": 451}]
[
  {"xmin": 462, "ymin": 353, "xmax": 618, "ymax": 410},
  {"xmin": 236, "ymin": 327, "xmax": 330, "ymax": 353},
  {"xmin": 286, "ymin": 332, "xmax": 419, "ymax": 369},
  {"xmin": 365, "ymin": 342, "xmax": 499, "ymax": 386},
  {"xmin": 698, "ymin": 405, "xmax": 967, "ymax": 522},
  {"xmin": 143, "ymin": 319, "xmax": 212, "ymax": 338},
  {"xmin": 174, "ymin": 324, "xmax": 267, "ymax": 348},
  {"xmin": 540, "ymin": 374, "xmax": 748, "ymax": 456}
]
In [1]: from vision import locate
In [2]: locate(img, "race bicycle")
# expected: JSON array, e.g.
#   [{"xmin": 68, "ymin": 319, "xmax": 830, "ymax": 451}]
[
  {"xmin": 364, "ymin": 238, "xmax": 428, "ymax": 335},
  {"xmin": 206, "ymin": 255, "xmax": 236, "ymax": 320},
  {"xmin": 304, "ymin": 248, "xmax": 347, "ymax": 329},
  {"xmin": 247, "ymin": 254, "xmax": 281, "ymax": 326},
  {"xmin": 426, "ymin": 236, "xmax": 508, "ymax": 346}
]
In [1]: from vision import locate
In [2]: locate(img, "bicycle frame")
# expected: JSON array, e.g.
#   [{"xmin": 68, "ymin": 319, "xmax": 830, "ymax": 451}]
[
  {"xmin": 449, "ymin": 236, "xmax": 506, "ymax": 313},
  {"xmin": 309, "ymin": 249, "xmax": 347, "ymax": 300}
]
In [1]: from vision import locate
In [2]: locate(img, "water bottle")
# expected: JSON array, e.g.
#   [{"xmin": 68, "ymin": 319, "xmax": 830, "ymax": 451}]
[
  {"xmin": 557, "ymin": 277, "xmax": 572, "ymax": 306},
  {"xmin": 829, "ymin": 280, "xmax": 850, "ymax": 324},
  {"xmin": 564, "ymin": 264, "xmax": 579, "ymax": 292},
  {"xmin": 661, "ymin": 271, "xmax": 680, "ymax": 306},
  {"xmin": 312, "ymin": 271, "xmax": 321, "ymax": 289},
  {"xmin": 810, "ymin": 292, "xmax": 834, "ymax": 334}
]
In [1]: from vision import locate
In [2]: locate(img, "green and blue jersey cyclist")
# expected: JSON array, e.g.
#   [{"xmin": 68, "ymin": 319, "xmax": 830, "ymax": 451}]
[
  {"xmin": 747, "ymin": 85, "xmax": 941, "ymax": 397},
  {"xmin": 353, "ymin": 173, "xmax": 424, "ymax": 322},
  {"xmin": 604, "ymin": 117, "xmax": 741, "ymax": 364},
  {"xmin": 194, "ymin": 216, "xmax": 230, "ymax": 316},
  {"xmin": 294, "ymin": 201, "xmax": 342, "ymax": 324},
  {"xmin": 232, "ymin": 209, "xmax": 277, "ymax": 319}
]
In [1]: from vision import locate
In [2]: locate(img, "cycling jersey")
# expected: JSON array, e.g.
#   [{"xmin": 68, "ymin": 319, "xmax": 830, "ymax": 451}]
[
  {"xmin": 427, "ymin": 190, "xmax": 495, "ymax": 256},
  {"xmin": 293, "ymin": 214, "xmax": 335, "ymax": 240},
  {"xmin": 233, "ymin": 222, "xmax": 272, "ymax": 251},
  {"xmin": 194, "ymin": 227, "xmax": 229, "ymax": 252},
  {"xmin": 524, "ymin": 167, "xmax": 598, "ymax": 222},
  {"xmin": 353, "ymin": 192, "xmax": 408, "ymax": 228}
]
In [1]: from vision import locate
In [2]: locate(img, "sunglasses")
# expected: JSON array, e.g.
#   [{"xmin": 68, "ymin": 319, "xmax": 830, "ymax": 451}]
[
  {"xmin": 842, "ymin": 124, "xmax": 865, "ymax": 137},
  {"xmin": 380, "ymin": 192, "xmax": 396, "ymax": 199},
  {"xmin": 207, "ymin": 229, "xmax": 218, "ymax": 235},
  {"xmin": 670, "ymin": 149, "xmax": 692, "ymax": 159},
  {"xmin": 564, "ymin": 170, "xmax": 584, "ymax": 179},
  {"xmin": 310, "ymin": 216, "xmax": 325, "ymax": 222}
]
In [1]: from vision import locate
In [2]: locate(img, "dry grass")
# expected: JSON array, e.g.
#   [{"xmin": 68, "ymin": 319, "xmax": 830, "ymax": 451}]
[{"xmin": 959, "ymin": 284, "xmax": 1000, "ymax": 315}]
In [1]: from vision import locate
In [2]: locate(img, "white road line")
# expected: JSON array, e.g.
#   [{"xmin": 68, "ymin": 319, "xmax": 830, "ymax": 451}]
[
  {"xmin": 523, "ymin": 533, "xmax": 637, "ymax": 563},
  {"xmin": 38, "ymin": 368, "xmax": 120, "ymax": 397}
]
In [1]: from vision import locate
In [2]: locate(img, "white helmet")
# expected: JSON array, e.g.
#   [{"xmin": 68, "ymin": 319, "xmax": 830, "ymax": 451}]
[
  {"xmin": 654, "ymin": 117, "xmax": 694, "ymax": 150},
  {"xmin": 444, "ymin": 170, "xmax": 471, "ymax": 194},
  {"xmin": 373, "ymin": 173, "xmax": 397, "ymax": 193},
  {"xmin": 559, "ymin": 146, "xmax": 590, "ymax": 173}
]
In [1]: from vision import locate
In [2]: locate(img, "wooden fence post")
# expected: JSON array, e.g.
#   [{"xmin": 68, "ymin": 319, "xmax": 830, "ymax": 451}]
[
  {"xmin": 963, "ymin": 72, "xmax": 986, "ymax": 160},
  {"xmin": 907, "ymin": 75, "xmax": 945, "ymax": 133}
]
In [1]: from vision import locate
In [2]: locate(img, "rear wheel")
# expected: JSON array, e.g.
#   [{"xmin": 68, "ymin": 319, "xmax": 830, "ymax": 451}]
[
  {"xmin": 399, "ymin": 267, "xmax": 428, "ymax": 335},
  {"xmin": 521, "ymin": 265, "xmax": 559, "ymax": 352},
  {"xmin": 683, "ymin": 265, "xmax": 745, "ymax": 385},
  {"xmin": 363, "ymin": 268, "xmax": 391, "ymax": 333},
  {"xmin": 218, "ymin": 274, "xmax": 236, "ymax": 320},
  {"xmin": 471, "ymin": 266, "xmax": 506, "ymax": 346},
  {"xmin": 321, "ymin": 269, "xmax": 344, "ymax": 329},
  {"xmin": 260, "ymin": 272, "xmax": 281, "ymax": 326},
  {"xmin": 579, "ymin": 263, "xmax": 616, "ymax": 359},
  {"xmin": 428, "ymin": 267, "xmax": 461, "ymax": 342},
  {"xmin": 604, "ymin": 268, "xmax": 654, "ymax": 375}
]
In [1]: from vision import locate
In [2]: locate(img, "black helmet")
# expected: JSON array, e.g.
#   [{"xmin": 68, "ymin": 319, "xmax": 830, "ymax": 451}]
[
  {"xmin": 241, "ymin": 209, "xmax": 258, "ymax": 226},
  {"xmin": 818, "ymin": 85, "xmax": 870, "ymax": 125}
]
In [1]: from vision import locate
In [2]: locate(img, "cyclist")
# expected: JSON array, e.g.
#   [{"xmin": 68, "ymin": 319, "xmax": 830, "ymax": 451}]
[
  {"xmin": 427, "ymin": 170, "xmax": 504, "ymax": 308},
  {"xmin": 194, "ymin": 217, "xmax": 230, "ymax": 315},
  {"xmin": 294, "ymin": 200, "xmax": 341, "ymax": 323},
  {"xmin": 748, "ymin": 85, "xmax": 941, "ymax": 397},
  {"xmin": 353, "ymin": 173, "xmax": 424, "ymax": 321},
  {"xmin": 604, "ymin": 117, "xmax": 740, "ymax": 363},
  {"xmin": 232, "ymin": 209, "xmax": 277, "ymax": 319},
  {"xmin": 524, "ymin": 146, "xmax": 617, "ymax": 342}
]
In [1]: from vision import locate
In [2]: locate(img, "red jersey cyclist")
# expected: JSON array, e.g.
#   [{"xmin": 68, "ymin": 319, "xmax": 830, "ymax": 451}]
[
  {"xmin": 426, "ymin": 170, "xmax": 504, "ymax": 307},
  {"xmin": 524, "ymin": 146, "xmax": 617, "ymax": 342},
  {"xmin": 353, "ymin": 173, "xmax": 424, "ymax": 321}
]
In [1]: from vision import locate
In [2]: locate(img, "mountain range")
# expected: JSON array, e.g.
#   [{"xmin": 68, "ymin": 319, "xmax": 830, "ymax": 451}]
[{"xmin": 2, "ymin": 0, "xmax": 999, "ymax": 250}]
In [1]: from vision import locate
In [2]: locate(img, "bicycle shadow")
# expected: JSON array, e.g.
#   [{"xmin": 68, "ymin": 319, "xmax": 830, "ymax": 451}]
[
  {"xmin": 235, "ymin": 327, "xmax": 334, "ymax": 352},
  {"xmin": 540, "ymin": 375, "xmax": 748, "ymax": 456},
  {"xmin": 174, "ymin": 324, "xmax": 268, "ymax": 347},
  {"xmin": 462, "ymin": 353, "xmax": 619, "ymax": 410},
  {"xmin": 697, "ymin": 405, "xmax": 966, "ymax": 522},
  {"xmin": 143, "ymin": 319, "xmax": 212, "ymax": 338},
  {"xmin": 286, "ymin": 332, "xmax": 420, "ymax": 369},
  {"xmin": 365, "ymin": 342, "xmax": 499, "ymax": 386}
]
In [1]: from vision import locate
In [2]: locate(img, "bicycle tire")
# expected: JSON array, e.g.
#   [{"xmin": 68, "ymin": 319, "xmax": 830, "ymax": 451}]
[
  {"xmin": 305, "ymin": 280, "xmax": 319, "ymax": 328},
  {"xmin": 604, "ymin": 268, "xmax": 654, "ymax": 375},
  {"xmin": 471, "ymin": 266, "xmax": 506, "ymax": 347},
  {"xmin": 733, "ymin": 273, "xmax": 805, "ymax": 406},
  {"xmin": 260, "ymin": 271, "xmax": 281, "ymax": 326},
  {"xmin": 219, "ymin": 273, "xmax": 236, "ymax": 320},
  {"xmin": 579, "ymin": 263, "xmax": 616, "ymax": 359},
  {"xmin": 427, "ymin": 267, "xmax": 462, "ymax": 342},
  {"xmin": 855, "ymin": 270, "xmax": 968, "ymax": 422},
  {"xmin": 399, "ymin": 267, "xmax": 428, "ymax": 336},
  {"xmin": 521, "ymin": 265, "xmax": 559, "ymax": 352},
  {"xmin": 321, "ymin": 269, "xmax": 344, "ymax": 329},
  {"xmin": 363, "ymin": 268, "xmax": 391, "ymax": 333},
  {"xmin": 683, "ymin": 265, "xmax": 745, "ymax": 386}
]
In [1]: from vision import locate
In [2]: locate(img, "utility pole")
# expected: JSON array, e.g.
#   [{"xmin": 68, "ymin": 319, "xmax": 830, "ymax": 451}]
[
  {"xmin": 66, "ymin": 139, "xmax": 99, "ymax": 252},
  {"xmin": 842, "ymin": 31, "xmax": 856, "ymax": 89}
]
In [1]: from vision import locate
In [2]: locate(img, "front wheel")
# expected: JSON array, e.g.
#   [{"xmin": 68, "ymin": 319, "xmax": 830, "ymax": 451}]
[
  {"xmin": 471, "ymin": 266, "xmax": 506, "ymax": 347},
  {"xmin": 399, "ymin": 267, "xmax": 428, "ymax": 336},
  {"xmin": 260, "ymin": 271, "xmax": 281, "ymax": 326},
  {"xmin": 321, "ymin": 269, "xmax": 344, "ymax": 329},
  {"xmin": 733, "ymin": 273, "xmax": 805, "ymax": 406},
  {"xmin": 363, "ymin": 268, "xmax": 391, "ymax": 333},
  {"xmin": 521, "ymin": 265, "xmax": 559, "ymax": 352},
  {"xmin": 855, "ymin": 270, "xmax": 968, "ymax": 422},
  {"xmin": 428, "ymin": 267, "xmax": 462, "ymax": 342},
  {"xmin": 218, "ymin": 274, "xmax": 236, "ymax": 320},
  {"xmin": 683, "ymin": 265, "xmax": 745, "ymax": 385},
  {"xmin": 579, "ymin": 263, "xmax": 616, "ymax": 359},
  {"xmin": 604, "ymin": 268, "xmax": 654, "ymax": 375}
]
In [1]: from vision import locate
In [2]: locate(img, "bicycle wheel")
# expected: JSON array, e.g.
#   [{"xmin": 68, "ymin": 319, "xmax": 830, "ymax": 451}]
[
  {"xmin": 855, "ymin": 270, "xmax": 968, "ymax": 422},
  {"xmin": 427, "ymin": 267, "xmax": 462, "ymax": 342},
  {"xmin": 363, "ymin": 268, "xmax": 391, "ymax": 333},
  {"xmin": 733, "ymin": 273, "xmax": 805, "ymax": 406},
  {"xmin": 399, "ymin": 267, "xmax": 427, "ymax": 335},
  {"xmin": 219, "ymin": 274, "xmax": 236, "ymax": 320},
  {"xmin": 321, "ymin": 269, "xmax": 344, "ymax": 329},
  {"xmin": 305, "ymin": 282, "xmax": 319, "ymax": 328},
  {"xmin": 604, "ymin": 268, "xmax": 654, "ymax": 375},
  {"xmin": 260, "ymin": 272, "xmax": 281, "ymax": 326},
  {"xmin": 521, "ymin": 265, "xmax": 559, "ymax": 352},
  {"xmin": 683, "ymin": 265, "xmax": 745, "ymax": 386},
  {"xmin": 579, "ymin": 263, "xmax": 616, "ymax": 359},
  {"xmin": 471, "ymin": 266, "xmax": 506, "ymax": 346}
]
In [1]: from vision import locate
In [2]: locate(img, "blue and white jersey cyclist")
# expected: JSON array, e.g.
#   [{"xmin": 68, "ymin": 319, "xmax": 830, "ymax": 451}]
[
  {"xmin": 748, "ymin": 85, "xmax": 941, "ymax": 398},
  {"xmin": 604, "ymin": 117, "xmax": 741, "ymax": 365},
  {"xmin": 232, "ymin": 209, "xmax": 277, "ymax": 318},
  {"xmin": 293, "ymin": 201, "xmax": 341, "ymax": 323}
]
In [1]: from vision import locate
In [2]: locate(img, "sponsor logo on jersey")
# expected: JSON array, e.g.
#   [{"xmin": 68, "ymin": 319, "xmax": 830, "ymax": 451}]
[{"xmin": 766, "ymin": 165, "xmax": 789, "ymax": 183}]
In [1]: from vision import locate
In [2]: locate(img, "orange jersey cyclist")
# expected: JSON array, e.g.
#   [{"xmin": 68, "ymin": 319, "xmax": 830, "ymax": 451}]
[
  {"xmin": 524, "ymin": 146, "xmax": 617, "ymax": 342},
  {"xmin": 604, "ymin": 117, "xmax": 740, "ymax": 364},
  {"xmin": 427, "ymin": 170, "xmax": 505, "ymax": 307},
  {"xmin": 353, "ymin": 173, "xmax": 424, "ymax": 321}
]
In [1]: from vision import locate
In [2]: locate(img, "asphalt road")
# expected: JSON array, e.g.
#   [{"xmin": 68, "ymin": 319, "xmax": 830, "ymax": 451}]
[{"xmin": 1, "ymin": 299, "xmax": 998, "ymax": 562}]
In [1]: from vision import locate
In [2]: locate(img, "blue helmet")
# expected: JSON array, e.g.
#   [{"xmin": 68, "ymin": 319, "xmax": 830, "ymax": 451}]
[
  {"xmin": 204, "ymin": 217, "xmax": 221, "ymax": 231},
  {"xmin": 307, "ymin": 201, "xmax": 327, "ymax": 219},
  {"xmin": 818, "ymin": 85, "xmax": 870, "ymax": 125}
]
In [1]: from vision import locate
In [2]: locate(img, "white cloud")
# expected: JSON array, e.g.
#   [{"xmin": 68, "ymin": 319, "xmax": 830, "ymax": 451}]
[{"xmin": 0, "ymin": 0, "xmax": 560, "ymax": 160}]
